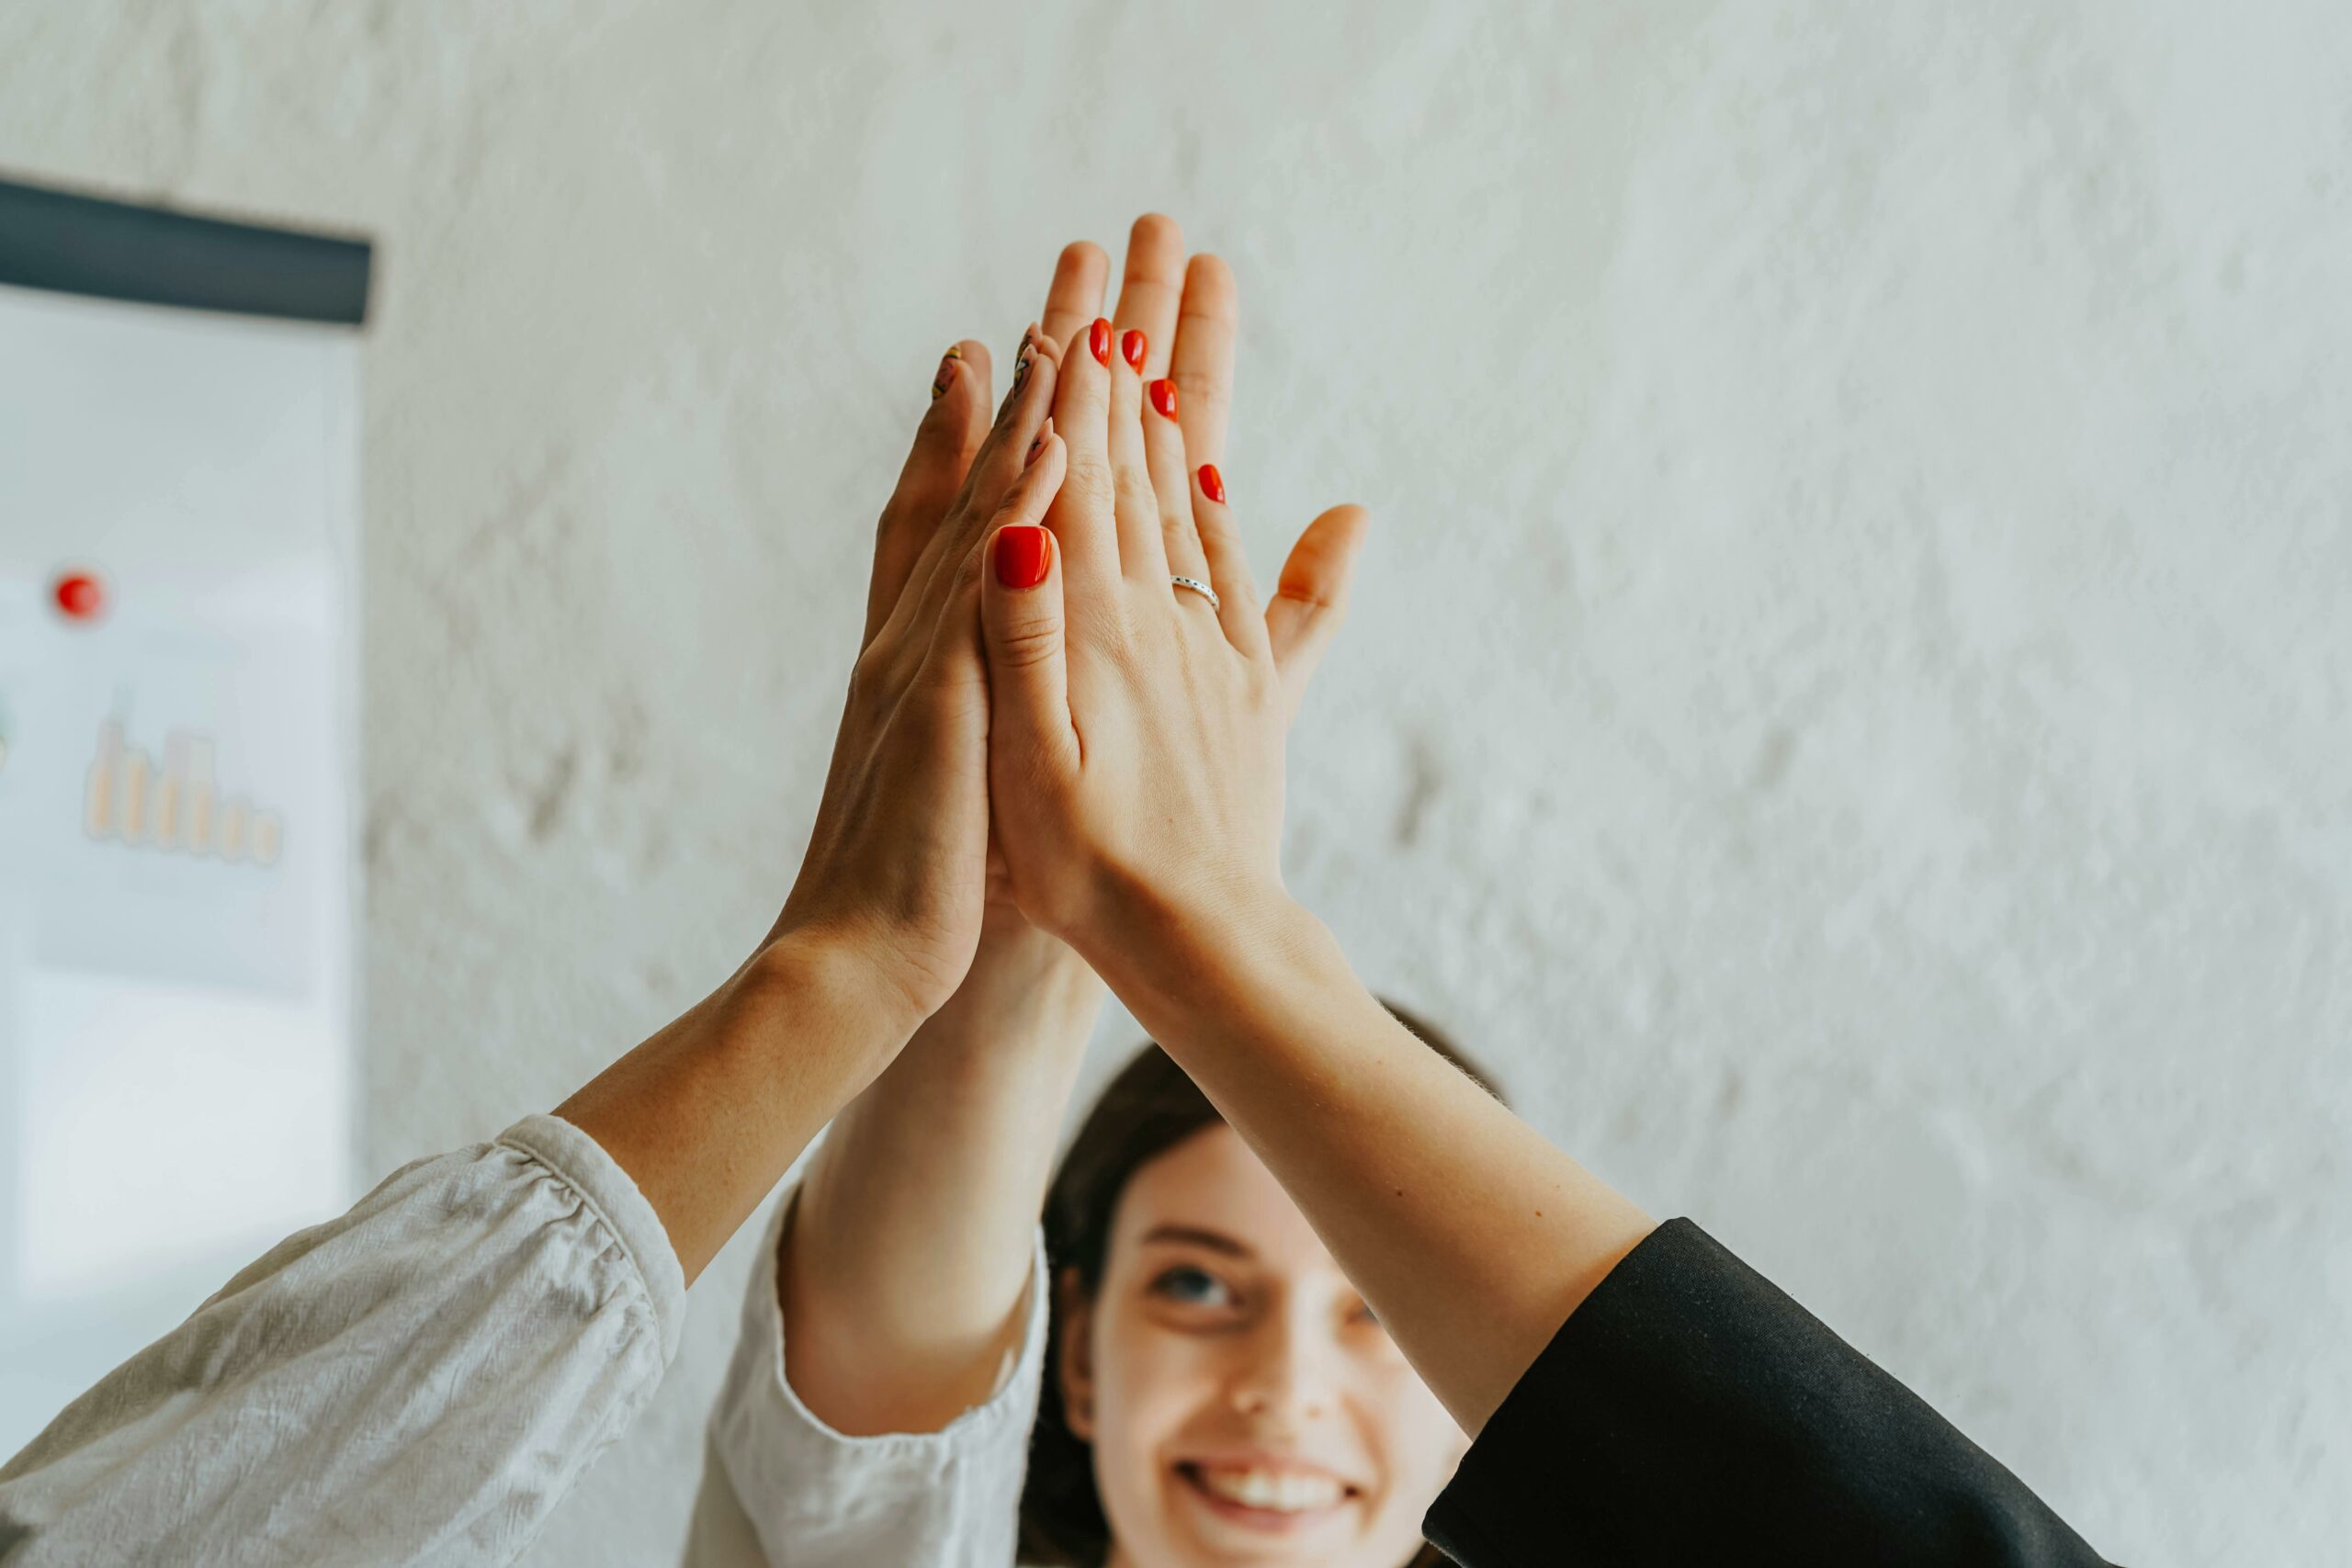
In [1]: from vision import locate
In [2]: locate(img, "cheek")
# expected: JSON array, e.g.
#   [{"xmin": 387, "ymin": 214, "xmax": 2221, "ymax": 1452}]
[
  {"xmin": 1089, "ymin": 1317, "xmax": 1229, "ymax": 1524},
  {"xmin": 1361, "ymin": 1368, "xmax": 1473, "ymax": 1510},
  {"xmin": 1098, "ymin": 1317, "xmax": 1229, "ymax": 1448}
]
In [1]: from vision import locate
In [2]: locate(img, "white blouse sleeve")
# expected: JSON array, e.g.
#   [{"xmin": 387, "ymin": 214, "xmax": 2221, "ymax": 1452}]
[
  {"xmin": 687, "ymin": 1187, "xmax": 1048, "ymax": 1568},
  {"xmin": 0, "ymin": 1113, "xmax": 684, "ymax": 1568}
]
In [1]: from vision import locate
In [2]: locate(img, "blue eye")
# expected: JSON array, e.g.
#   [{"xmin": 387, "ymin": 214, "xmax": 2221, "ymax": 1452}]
[{"xmin": 1150, "ymin": 1264, "xmax": 1236, "ymax": 1308}]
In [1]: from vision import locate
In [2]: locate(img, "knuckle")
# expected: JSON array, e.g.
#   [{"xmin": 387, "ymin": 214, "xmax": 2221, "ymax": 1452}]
[
  {"xmin": 846, "ymin": 645, "xmax": 894, "ymax": 707},
  {"xmin": 1114, "ymin": 467, "xmax": 1157, "ymax": 511},
  {"xmin": 1062, "ymin": 459, "xmax": 1117, "ymax": 510},
  {"xmin": 1276, "ymin": 577, "xmax": 1346, "ymax": 615},
  {"xmin": 1193, "ymin": 508, "xmax": 1238, "ymax": 546},
  {"xmin": 1169, "ymin": 370, "xmax": 1228, "ymax": 408},
  {"xmin": 991, "ymin": 618, "xmax": 1063, "ymax": 670},
  {"xmin": 944, "ymin": 538, "xmax": 988, "ymax": 595}
]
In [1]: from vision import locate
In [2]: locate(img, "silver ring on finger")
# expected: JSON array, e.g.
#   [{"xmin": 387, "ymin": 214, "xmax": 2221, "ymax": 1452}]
[{"xmin": 1170, "ymin": 575, "xmax": 1221, "ymax": 612}]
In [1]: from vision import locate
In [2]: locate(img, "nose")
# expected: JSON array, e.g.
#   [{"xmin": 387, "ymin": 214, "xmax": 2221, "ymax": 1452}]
[{"xmin": 1224, "ymin": 1303, "xmax": 1335, "ymax": 1426}]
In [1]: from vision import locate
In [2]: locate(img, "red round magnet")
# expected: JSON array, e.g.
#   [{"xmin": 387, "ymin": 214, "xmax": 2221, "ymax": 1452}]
[{"xmin": 52, "ymin": 571, "xmax": 106, "ymax": 623}]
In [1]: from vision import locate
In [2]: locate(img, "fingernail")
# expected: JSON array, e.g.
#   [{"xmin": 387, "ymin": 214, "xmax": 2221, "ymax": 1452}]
[
  {"xmin": 1121, "ymin": 329, "xmax": 1147, "ymax": 371},
  {"xmin": 1089, "ymin": 318, "xmax": 1113, "ymax": 367},
  {"xmin": 1148, "ymin": 378, "xmax": 1178, "ymax": 420},
  {"xmin": 1197, "ymin": 463, "xmax": 1225, "ymax": 503},
  {"xmin": 932, "ymin": 345, "xmax": 960, "ymax": 400},
  {"xmin": 1026, "ymin": 417, "xmax": 1054, "ymax": 466},
  {"xmin": 993, "ymin": 525, "xmax": 1052, "ymax": 589}
]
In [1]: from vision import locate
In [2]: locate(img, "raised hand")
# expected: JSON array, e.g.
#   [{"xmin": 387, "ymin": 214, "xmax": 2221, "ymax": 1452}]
[
  {"xmin": 976, "ymin": 216, "xmax": 1367, "ymax": 976},
  {"xmin": 777, "ymin": 218, "xmax": 1368, "ymax": 1444},
  {"xmin": 558, "ymin": 325, "xmax": 1065, "ymax": 1281},
  {"xmin": 768, "ymin": 329, "xmax": 1067, "ymax": 1018}
]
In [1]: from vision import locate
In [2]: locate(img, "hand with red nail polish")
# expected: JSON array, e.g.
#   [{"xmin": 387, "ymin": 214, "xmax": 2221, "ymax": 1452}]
[
  {"xmin": 982, "ymin": 216, "xmax": 1374, "ymax": 968},
  {"xmin": 769, "ymin": 218, "xmax": 1365, "ymax": 1467},
  {"xmin": 993, "ymin": 524, "xmax": 1052, "ymax": 589}
]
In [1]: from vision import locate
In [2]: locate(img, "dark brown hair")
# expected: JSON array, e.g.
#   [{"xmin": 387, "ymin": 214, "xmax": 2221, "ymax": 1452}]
[{"xmin": 1017, "ymin": 1000, "xmax": 1500, "ymax": 1568}]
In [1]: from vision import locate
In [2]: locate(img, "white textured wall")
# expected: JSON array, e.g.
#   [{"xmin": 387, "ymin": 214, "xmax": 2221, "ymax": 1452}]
[{"xmin": 6, "ymin": 4, "xmax": 2347, "ymax": 1562}]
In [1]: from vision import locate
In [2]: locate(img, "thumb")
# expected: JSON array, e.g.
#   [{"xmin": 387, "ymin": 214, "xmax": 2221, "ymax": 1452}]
[
  {"xmin": 1264, "ymin": 504, "xmax": 1370, "ymax": 725},
  {"xmin": 980, "ymin": 433, "xmax": 1079, "ymax": 775}
]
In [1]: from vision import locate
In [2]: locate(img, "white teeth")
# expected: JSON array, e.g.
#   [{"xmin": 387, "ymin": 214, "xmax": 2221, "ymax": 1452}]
[{"xmin": 1193, "ymin": 1466, "xmax": 1345, "ymax": 1512}]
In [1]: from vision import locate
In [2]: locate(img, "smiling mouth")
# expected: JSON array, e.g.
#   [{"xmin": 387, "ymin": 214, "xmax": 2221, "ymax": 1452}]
[{"xmin": 1174, "ymin": 1462, "xmax": 1359, "ymax": 1531}]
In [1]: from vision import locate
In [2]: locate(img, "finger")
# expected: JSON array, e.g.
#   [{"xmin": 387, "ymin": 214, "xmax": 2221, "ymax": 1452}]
[
  {"xmin": 1142, "ymin": 371, "xmax": 1208, "ymax": 582},
  {"xmin": 940, "ymin": 426, "xmax": 1069, "ymax": 670},
  {"xmin": 902, "ymin": 326, "xmax": 1061, "ymax": 634},
  {"xmin": 865, "ymin": 338, "xmax": 989, "ymax": 644},
  {"xmin": 979, "ymin": 442, "xmax": 1080, "ymax": 780},
  {"xmin": 964, "ymin": 327, "xmax": 1063, "ymax": 514},
  {"xmin": 1263, "ymin": 504, "xmax": 1370, "ymax": 723},
  {"xmin": 1106, "ymin": 317, "xmax": 1170, "ymax": 582},
  {"xmin": 1039, "ymin": 242, "xmax": 1109, "ymax": 360},
  {"xmin": 1169, "ymin": 254, "xmax": 1237, "ymax": 468},
  {"xmin": 1188, "ymin": 462, "xmax": 1269, "ymax": 657},
  {"xmin": 1046, "ymin": 314, "xmax": 1123, "ymax": 596},
  {"xmin": 1111, "ymin": 214, "xmax": 1185, "ymax": 379}
]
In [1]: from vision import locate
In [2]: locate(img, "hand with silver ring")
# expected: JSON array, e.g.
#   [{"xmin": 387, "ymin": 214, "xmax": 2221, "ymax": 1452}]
[
  {"xmin": 1169, "ymin": 574, "xmax": 1220, "ymax": 611},
  {"xmin": 973, "ymin": 211, "xmax": 1368, "ymax": 962}
]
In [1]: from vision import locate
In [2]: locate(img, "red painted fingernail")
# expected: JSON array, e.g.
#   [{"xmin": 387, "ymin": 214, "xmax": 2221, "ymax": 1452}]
[
  {"xmin": 1148, "ymin": 378, "xmax": 1178, "ymax": 420},
  {"xmin": 1121, "ymin": 329, "xmax": 1147, "ymax": 371},
  {"xmin": 53, "ymin": 571, "xmax": 106, "ymax": 622},
  {"xmin": 993, "ymin": 525, "xmax": 1052, "ymax": 589},
  {"xmin": 1197, "ymin": 463, "xmax": 1225, "ymax": 503},
  {"xmin": 1089, "ymin": 318, "xmax": 1113, "ymax": 367}
]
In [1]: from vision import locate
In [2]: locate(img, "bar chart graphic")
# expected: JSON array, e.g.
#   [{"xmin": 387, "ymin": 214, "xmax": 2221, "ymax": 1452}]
[{"xmin": 82, "ymin": 717, "xmax": 284, "ymax": 867}]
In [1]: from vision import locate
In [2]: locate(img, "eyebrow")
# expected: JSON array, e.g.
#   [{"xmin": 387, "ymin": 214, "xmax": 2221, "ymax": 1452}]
[{"xmin": 1136, "ymin": 1224, "xmax": 1255, "ymax": 1260}]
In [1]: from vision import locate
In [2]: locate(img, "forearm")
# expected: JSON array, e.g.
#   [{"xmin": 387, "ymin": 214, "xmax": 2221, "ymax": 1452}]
[
  {"xmin": 783, "ymin": 924, "xmax": 1103, "ymax": 1434},
  {"xmin": 1089, "ymin": 890, "xmax": 1654, "ymax": 1437},
  {"xmin": 556, "ymin": 933, "xmax": 921, "ymax": 1286}
]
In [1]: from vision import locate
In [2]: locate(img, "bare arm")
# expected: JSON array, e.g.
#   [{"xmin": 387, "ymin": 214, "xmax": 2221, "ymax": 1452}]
[
  {"xmin": 1090, "ymin": 893, "xmax": 1653, "ymax": 1435},
  {"xmin": 779, "ymin": 921, "xmax": 1101, "ymax": 1434}
]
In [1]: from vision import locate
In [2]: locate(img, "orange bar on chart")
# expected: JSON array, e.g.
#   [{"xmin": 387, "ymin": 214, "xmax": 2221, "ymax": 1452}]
[
  {"xmin": 120, "ymin": 747, "xmax": 151, "ymax": 844},
  {"xmin": 187, "ymin": 737, "xmax": 216, "ymax": 854},
  {"xmin": 85, "ymin": 720, "xmax": 124, "ymax": 839},
  {"xmin": 155, "ymin": 734, "xmax": 187, "ymax": 849}
]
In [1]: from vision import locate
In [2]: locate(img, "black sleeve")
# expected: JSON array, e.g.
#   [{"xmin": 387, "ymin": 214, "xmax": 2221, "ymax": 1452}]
[{"xmin": 1420, "ymin": 1219, "xmax": 2114, "ymax": 1568}]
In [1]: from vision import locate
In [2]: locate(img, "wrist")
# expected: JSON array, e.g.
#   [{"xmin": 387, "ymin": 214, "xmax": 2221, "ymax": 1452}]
[
  {"xmin": 1082, "ymin": 876, "xmax": 1346, "ymax": 1050},
  {"xmin": 914, "ymin": 922, "xmax": 1103, "ymax": 1066},
  {"xmin": 738, "ymin": 925, "xmax": 933, "ymax": 1061}
]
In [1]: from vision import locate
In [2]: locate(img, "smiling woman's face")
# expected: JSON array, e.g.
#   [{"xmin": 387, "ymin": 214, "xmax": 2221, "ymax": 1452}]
[{"xmin": 1057, "ymin": 1122, "xmax": 1467, "ymax": 1568}]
